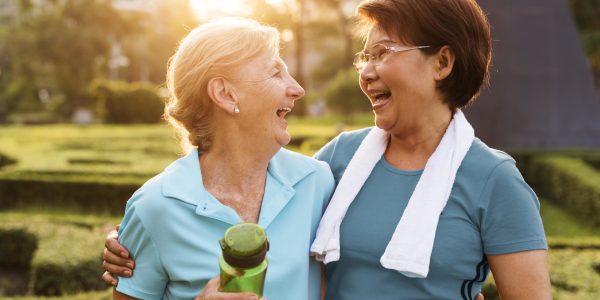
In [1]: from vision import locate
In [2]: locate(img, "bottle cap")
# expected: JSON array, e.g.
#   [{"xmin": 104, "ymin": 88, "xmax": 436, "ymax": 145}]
[{"xmin": 220, "ymin": 223, "xmax": 269, "ymax": 268}]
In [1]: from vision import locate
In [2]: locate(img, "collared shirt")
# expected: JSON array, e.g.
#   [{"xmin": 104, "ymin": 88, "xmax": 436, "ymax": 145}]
[{"xmin": 116, "ymin": 148, "xmax": 334, "ymax": 300}]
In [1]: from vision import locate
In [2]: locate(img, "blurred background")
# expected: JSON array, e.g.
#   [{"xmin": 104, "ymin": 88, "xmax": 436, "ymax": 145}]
[{"xmin": 0, "ymin": 0, "xmax": 599, "ymax": 299}]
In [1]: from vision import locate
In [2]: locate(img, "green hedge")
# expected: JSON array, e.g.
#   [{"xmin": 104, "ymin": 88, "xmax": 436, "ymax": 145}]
[
  {"xmin": 0, "ymin": 229, "xmax": 37, "ymax": 268},
  {"xmin": 516, "ymin": 155, "xmax": 600, "ymax": 226},
  {"xmin": 1, "ymin": 218, "xmax": 110, "ymax": 297},
  {"xmin": 0, "ymin": 177, "xmax": 139, "ymax": 215},
  {"xmin": 90, "ymin": 80, "xmax": 164, "ymax": 124},
  {"xmin": 0, "ymin": 153, "xmax": 16, "ymax": 169}
]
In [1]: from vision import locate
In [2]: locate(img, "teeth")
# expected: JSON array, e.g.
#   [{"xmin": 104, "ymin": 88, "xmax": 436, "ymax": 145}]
[
  {"xmin": 277, "ymin": 107, "xmax": 292, "ymax": 118},
  {"xmin": 371, "ymin": 91, "xmax": 390, "ymax": 98}
]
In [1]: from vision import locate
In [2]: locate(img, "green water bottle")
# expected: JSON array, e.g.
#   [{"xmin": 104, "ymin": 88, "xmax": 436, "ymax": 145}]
[{"xmin": 219, "ymin": 223, "xmax": 269, "ymax": 297}]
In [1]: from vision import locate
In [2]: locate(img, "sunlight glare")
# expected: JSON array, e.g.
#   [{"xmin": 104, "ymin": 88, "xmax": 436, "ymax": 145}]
[{"xmin": 190, "ymin": 0, "xmax": 251, "ymax": 19}]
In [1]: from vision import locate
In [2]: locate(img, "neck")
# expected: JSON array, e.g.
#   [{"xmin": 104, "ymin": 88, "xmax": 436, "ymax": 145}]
[
  {"xmin": 201, "ymin": 136, "xmax": 273, "ymax": 194},
  {"xmin": 385, "ymin": 106, "xmax": 453, "ymax": 170}
]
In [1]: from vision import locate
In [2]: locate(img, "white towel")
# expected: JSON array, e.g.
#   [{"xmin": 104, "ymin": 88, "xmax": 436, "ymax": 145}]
[{"xmin": 310, "ymin": 110, "xmax": 474, "ymax": 278}]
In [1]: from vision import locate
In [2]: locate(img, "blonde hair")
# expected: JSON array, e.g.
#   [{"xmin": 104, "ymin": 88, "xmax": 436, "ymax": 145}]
[{"xmin": 165, "ymin": 17, "xmax": 280, "ymax": 152}]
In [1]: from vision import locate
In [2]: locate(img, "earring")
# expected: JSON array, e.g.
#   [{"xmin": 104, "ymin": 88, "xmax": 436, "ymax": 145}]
[{"xmin": 233, "ymin": 106, "xmax": 240, "ymax": 114}]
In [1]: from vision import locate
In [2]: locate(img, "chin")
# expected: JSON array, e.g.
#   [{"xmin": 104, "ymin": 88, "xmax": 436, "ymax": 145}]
[
  {"xmin": 275, "ymin": 132, "xmax": 292, "ymax": 147},
  {"xmin": 373, "ymin": 114, "xmax": 393, "ymax": 132}
]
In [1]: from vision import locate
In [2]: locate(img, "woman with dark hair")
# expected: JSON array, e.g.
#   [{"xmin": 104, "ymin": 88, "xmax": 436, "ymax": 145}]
[
  {"xmin": 310, "ymin": 0, "xmax": 551, "ymax": 299},
  {"xmin": 104, "ymin": 1, "xmax": 551, "ymax": 299}
]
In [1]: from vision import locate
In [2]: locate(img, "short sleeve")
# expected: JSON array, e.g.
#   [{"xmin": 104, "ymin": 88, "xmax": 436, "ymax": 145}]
[
  {"xmin": 116, "ymin": 196, "xmax": 168, "ymax": 300},
  {"xmin": 479, "ymin": 160, "xmax": 548, "ymax": 255}
]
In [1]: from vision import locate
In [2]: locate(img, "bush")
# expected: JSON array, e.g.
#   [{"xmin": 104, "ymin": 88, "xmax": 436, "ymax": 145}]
[
  {"xmin": 0, "ymin": 152, "xmax": 16, "ymax": 169},
  {"xmin": 1, "ymin": 219, "xmax": 109, "ymax": 297},
  {"xmin": 516, "ymin": 155, "xmax": 600, "ymax": 226},
  {"xmin": 322, "ymin": 68, "xmax": 371, "ymax": 118},
  {"xmin": 0, "ymin": 229, "xmax": 37, "ymax": 268},
  {"xmin": 0, "ymin": 177, "xmax": 140, "ymax": 215},
  {"xmin": 90, "ymin": 80, "xmax": 164, "ymax": 124}
]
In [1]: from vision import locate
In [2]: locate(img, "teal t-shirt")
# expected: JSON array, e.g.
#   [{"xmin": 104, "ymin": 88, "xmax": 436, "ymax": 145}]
[{"xmin": 314, "ymin": 128, "xmax": 547, "ymax": 300}]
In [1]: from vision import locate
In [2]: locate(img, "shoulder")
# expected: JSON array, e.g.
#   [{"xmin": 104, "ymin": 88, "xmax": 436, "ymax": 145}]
[
  {"xmin": 124, "ymin": 154, "xmax": 197, "ymax": 220},
  {"xmin": 459, "ymin": 138, "xmax": 518, "ymax": 181},
  {"xmin": 315, "ymin": 127, "xmax": 373, "ymax": 176},
  {"xmin": 271, "ymin": 148, "xmax": 333, "ymax": 186},
  {"xmin": 457, "ymin": 138, "xmax": 535, "ymax": 206},
  {"xmin": 333, "ymin": 127, "xmax": 373, "ymax": 152}
]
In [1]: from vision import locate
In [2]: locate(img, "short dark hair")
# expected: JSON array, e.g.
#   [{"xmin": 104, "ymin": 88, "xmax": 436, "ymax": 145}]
[{"xmin": 356, "ymin": 0, "xmax": 492, "ymax": 108}]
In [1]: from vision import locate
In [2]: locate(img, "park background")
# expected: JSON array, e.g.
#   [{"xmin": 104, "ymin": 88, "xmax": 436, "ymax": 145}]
[{"xmin": 0, "ymin": 0, "xmax": 599, "ymax": 299}]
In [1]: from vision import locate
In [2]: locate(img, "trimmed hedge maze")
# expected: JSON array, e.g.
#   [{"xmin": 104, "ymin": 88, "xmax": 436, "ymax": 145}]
[{"xmin": 0, "ymin": 213, "xmax": 118, "ymax": 297}]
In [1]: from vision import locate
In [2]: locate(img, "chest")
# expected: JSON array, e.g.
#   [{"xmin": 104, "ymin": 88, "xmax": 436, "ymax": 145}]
[{"xmin": 338, "ymin": 163, "xmax": 484, "ymax": 279}]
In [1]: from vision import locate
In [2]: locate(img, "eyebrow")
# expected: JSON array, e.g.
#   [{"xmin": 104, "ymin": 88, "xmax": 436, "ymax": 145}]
[{"xmin": 362, "ymin": 39, "xmax": 396, "ymax": 52}]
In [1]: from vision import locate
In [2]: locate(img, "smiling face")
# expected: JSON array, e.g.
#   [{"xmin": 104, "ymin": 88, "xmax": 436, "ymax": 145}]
[
  {"xmin": 231, "ymin": 52, "xmax": 305, "ymax": 148},
  {"xmin": 359, "ymin": 26, "xmax": 442, "ymax": 133}
]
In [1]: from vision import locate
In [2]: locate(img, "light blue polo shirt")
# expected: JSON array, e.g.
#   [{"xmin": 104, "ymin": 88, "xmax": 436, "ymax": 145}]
[
  {"xmin": 116, "ymin": 148, "xmax": 334, "ymax": 300},
  {"xmin": 315, "ymin": 128, "xmax": 547, "ymax": 300}
]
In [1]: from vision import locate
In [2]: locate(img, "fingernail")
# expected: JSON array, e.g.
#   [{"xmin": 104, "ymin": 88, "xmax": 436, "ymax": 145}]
[
  {"xmin": 121, "ymin": 251, "xmax": 128, "ymax": 258},
  {"xmin": 124, "ymin": 270, "xmax": 132, "ymax": 276},
  {"xmin": 126, "ymin": 262, "xmax": 134, "ymax": 269},
  {"xmin": 248, "ymin": 295, "xmax": 258, "ymax": 300}
]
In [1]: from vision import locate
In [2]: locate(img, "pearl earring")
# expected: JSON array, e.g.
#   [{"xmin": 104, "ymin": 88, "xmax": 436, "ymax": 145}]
[{"xmin": 233, "ymin": 106, "xmax": 240, "ymax": 114}]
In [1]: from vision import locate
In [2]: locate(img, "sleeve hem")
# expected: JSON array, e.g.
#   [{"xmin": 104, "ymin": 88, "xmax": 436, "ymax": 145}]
[
  {"xmin": 116, "ymin": 283, "xmax": 163, "ymax": 300},
  {"xmin": 484, "ymin": 239, "xmax": 548, "ymax": 255}
]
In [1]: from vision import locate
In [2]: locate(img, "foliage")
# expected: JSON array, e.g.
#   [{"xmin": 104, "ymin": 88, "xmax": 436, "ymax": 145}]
[
  {"xmin": 0, "ymin": 178, "xmax": 139, "ymax": 216},
  {"xmin": 0, "ymin": 229, "xmax": 37, "ymax": 268},
  {"xmin": 0, "ymin": 213, "xmax": 113, "ymax": 296},
  {"xmin": 0, "ymin": 153, "xmax": 16, "ymax": 169},
  {"xmin": 89, "ymin": 80, "xmax": 164, "ymax": 124},
  {"xmin": 569, "ymin": 0, "xmax": 600, "ymax": 84},
  {"xmin": 540, "ymin": 197, "xmax": 600, "ymax": 237},
  {"xmin": 0, "ymin": 289, "xmax": 112, "ymax": 300},
  {"xmin": 0, "ymin": 0, "xmax": 196, "ymax": 121},
  {"xmin": 518, "ymin": 155, "xmax": 600, "ymax": 226},
  {"xmin": 322, "ymin": 68, "xmax": 371, "ymax": 118}
]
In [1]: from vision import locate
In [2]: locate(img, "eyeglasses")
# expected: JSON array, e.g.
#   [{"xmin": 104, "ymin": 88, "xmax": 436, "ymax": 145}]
[{"xmin": 353, "ymin": 44, "xmax": 431, "ymax": 71}]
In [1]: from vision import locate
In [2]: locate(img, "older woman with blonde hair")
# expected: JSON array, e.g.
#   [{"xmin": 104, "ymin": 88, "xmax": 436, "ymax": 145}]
[{"xmin": 110, "ymin": 17, "xmax": 334, "ymax": 300}]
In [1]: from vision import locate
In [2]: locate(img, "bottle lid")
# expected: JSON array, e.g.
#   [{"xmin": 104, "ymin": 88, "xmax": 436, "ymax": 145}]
[{"xmin": 220, "ymin": 223, "xmax": 269, "ymax": 268}]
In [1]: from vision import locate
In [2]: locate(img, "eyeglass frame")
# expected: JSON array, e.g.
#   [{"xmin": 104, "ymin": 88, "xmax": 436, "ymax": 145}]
[{"xmin": 353, "ymin": 44, "xmax": 431, "ymax": 71}]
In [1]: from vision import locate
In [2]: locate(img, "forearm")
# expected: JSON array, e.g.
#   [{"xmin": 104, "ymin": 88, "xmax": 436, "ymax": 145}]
[{"xmin": 488, "ymin": 250, "xmax": 552, "ymax": 299}]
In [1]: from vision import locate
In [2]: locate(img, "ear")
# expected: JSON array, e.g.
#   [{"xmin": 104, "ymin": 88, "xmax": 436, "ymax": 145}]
[
  {"xmin": 207, "ymin": 77, "xmax": 238, "ymax": 115},
  {"xmin": 434, "ymin": 46, "xmax": 455, "ymax": 81}
]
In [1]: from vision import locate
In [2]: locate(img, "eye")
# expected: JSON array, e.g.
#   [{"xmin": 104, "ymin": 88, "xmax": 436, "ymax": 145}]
[{"xmin": 371, "ymin": 44, "xmax": 388, "ymax": 60}]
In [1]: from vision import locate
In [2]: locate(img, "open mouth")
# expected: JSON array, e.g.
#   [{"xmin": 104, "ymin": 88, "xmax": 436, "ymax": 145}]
[
  {"xmin": 371, "ymin": 91, "xmax": 392, "ymax": 109},
  {"xmin": 276, "ymin": 107, "xmax": 292, "ymax": 119}
]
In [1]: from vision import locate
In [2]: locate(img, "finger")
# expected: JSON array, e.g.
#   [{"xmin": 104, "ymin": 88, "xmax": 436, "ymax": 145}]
[
  {"xmin": 105, "ymin": 234, "xmax": 130, "ymax": 258},
  {"xmin": 115, "ymin": 223, "xmax": 121, "ymax": 231},
  {"xmin": 102, "ymin": 260, "xmax": 133, "ymax": 277},
  {"xmin": 107, "ymin": 229, "xmax": 118, "ymax": 240},
  {"xmin": 101, "ymin": 271, "xmax": 118, "ymax": 286},
  {"xmin": 103, "ymin": 248, "xmax": 135, "ymax": 269},
  {"xmin": 475, "ymin": 292, "xmax": 485, "ymax": 300}
]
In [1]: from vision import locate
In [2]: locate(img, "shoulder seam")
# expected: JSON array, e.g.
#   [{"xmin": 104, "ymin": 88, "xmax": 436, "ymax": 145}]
[
  {"xmin": 134, "ymin": 209, "xmax": 170, "ymax": 279},
  {"xmin": 474, "ymin": 159, "xmax": 514, "ymax": 206}
]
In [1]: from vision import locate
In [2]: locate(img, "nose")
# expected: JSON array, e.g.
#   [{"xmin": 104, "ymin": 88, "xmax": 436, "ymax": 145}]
[
  {"xmin": 359, "ymin": 62, "xmax": 378, "ymax": 84},
  {"xmin": 287, "ymin": 77, "xmax": 305, "ymax": 101}
]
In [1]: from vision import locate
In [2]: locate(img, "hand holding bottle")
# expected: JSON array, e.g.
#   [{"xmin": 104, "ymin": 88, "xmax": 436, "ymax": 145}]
[{"xmin": 195, "ymin": 276, "xmax": 263, "ymax": 300}]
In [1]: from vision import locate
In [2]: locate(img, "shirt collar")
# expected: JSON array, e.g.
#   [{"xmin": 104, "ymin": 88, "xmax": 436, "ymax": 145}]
[{"xmin": 161, "ymin": 148, "xmax": 316, "ymax": 226}]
